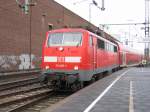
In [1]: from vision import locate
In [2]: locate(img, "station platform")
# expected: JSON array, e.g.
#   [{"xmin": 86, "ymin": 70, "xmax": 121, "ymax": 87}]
[{"xmin": 43, "ymin": 67, "xmax": 150, "ymax": 112}]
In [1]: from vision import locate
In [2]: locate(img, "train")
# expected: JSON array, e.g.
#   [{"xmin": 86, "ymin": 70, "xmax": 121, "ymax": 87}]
[{"xmin": 40, "ymin": 28, "xmax": 143, "ymax": 91}]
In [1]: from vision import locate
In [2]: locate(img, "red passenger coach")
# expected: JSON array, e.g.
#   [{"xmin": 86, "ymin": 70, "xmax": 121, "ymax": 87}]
[
  {"xmin": 41, "ymin": 28, "xmax": 120, "ymax": 90},
  {"xmin": 117, "ymin": 43, "xmax": 143, "ymax": 67}
]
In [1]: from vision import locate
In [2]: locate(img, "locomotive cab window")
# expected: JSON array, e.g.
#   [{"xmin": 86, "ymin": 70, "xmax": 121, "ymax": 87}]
[
  {"xmin": 97, "ymin": 39, "xmax": 105, "ymax": 49},
  {"xmin": 47, "ymin": 32, "xmax": 82, "ymax": 47}
]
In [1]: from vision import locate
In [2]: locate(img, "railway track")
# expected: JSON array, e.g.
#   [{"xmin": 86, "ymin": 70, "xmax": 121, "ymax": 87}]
[
  {"xmin": 0, "ymin": 84, "xmax": 71, "ymax": 112},
  {"xmin": 0, "ymin": 69, "xmax": 40, "ymax": 91},
  {"xmin": 0, "ymin": 69, "xmax": 40, "ymax": 83},
  {"xmin": 0, "ymin": 77, "xmax": 39, "ymax": 91},
  {"xmin": 21, "ymin": 92, "xmax": 71, "ymax": 112},
  {"xmin": 0, "ymin": 88, "xmax": 51, "ymax": 112},
  {"xmin": 0, "ymin": 70, "xmax": 72, "ymax": 112}
]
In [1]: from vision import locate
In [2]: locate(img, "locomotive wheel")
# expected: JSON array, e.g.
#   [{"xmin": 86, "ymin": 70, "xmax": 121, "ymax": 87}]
[
  {"xmin": 71, "ymin": 84, "xmax": 78, "ymax": 92},
  {"xmin": 40, "ymin": 76, "xmax": 48, "ymax": 85},
  {"xmin": 95, "ymin": 75, "xmax": 100, "ymax": 81},
  {"xmin": 90, "ymin": 77, "xmax": 95, "ymax": 83},
  {"xmin": 80, "ymin": 82, "xmax": 84, "ymax": 89},
  {"xmin": 71, "ymin": 82, "xmax": 83, "ymax": 92}
]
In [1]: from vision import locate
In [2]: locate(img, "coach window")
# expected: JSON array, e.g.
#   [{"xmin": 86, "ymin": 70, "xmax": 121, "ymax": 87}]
[
  {"xmin": 114, "ymin": 46, "xmax": 117, "ymax": 52},
  {"xmin": 111, "ymin": 45, "xmax": 113, "ymax": 52},
  {"xmin": 89, "ymin": 35, "xmax": 93, "ymax": 46},
  {"xmin": 97, "ymin": 39, "xmax": 105, "ymax": 49},
  {"xmin": 106, "ymin": 43, "xmax": 110, "ymax": 51},
  {"xmin": 105, "ymin": 43, "xmax": 108, "ymax": 51},
  {"xmin": 109, "ymin": 44, "xmax": 111, "ymax": 51},
  {"xmin": 110, "ymin": 44, "xmax": 112, "ymax": 52}
]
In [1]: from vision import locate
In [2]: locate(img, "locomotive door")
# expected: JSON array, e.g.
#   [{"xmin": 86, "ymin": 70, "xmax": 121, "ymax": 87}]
[
  {"xmin": 91, "ymin": 36, "xmax": 97, "ymax": 70},
  {"xmin": 93, "ymin": 38, "xmax": 97, "ymax": 69},
  {"xmin": 89, "ymin": 35, "xmax": 95, "ymax": 70}
]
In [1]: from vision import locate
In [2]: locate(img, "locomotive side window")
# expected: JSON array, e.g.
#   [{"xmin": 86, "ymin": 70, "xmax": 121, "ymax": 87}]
[
  {"xmin": 105, "ymin": 43, "xmax": 113, "ymax": 52},
  {"xmin": 97, "ymin": 39, "xmax": 105, "ymax": 49},
  {"xmin": 106, "ymin": 43, "xmax": 109, "ymax": 51},
  {"xmin": 89, "ymin": 35, "xmax": 93, "ymax": 46},
  {"xmin": 110, "ymin": 44, "xmax": 113, "ymax": 52},
  {"xmin": 114, "ymin": 46, "xmax": 117, "ymax": 52},
  {"xmin": 105, "ymin": 43, "xmax": 107, "ymax": 50},
  {"xmin": 47, "ymin": 32, "xmax": 82, "ymax": 46}
]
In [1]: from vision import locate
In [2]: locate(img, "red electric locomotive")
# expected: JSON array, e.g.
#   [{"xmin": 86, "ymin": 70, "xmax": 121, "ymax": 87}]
[{"xmin": 41, "ymin": 28, "xmax": 120, "ymax": 90}]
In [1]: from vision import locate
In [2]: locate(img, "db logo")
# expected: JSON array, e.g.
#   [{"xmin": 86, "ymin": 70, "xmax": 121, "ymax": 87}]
[{"xmin": 57, "ymin": 57, "xmax": 65, "ymax": 62}]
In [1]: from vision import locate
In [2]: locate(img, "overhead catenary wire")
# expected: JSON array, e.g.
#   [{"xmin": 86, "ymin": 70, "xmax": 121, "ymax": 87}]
[
  {"xmin": 73, "ymin": 0, "xmax": 90, "ymax": 5},
  {"xmin": 99, "ymin": 22, "xmax": 146, "ymax": 26}
]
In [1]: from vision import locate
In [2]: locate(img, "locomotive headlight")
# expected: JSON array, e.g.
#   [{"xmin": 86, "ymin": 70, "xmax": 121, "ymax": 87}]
[
  {"xmin": 45, "ymin": 66, "xmax": 49, "ymax": 69},
  {"xmin": 74, "ymin": 66, "xmax": 79, "ymax": 70},
  {"xmin": 59, "ymin": 47, "xmax": 64, "ymax": 51}
]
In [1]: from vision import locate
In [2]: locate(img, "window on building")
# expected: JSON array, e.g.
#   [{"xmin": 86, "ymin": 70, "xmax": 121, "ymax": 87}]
[{"xmin": 48, "ymin": 23, "xmax": 53, "ymax": 30}]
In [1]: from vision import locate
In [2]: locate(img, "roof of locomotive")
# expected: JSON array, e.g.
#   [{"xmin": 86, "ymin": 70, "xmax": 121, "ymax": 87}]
[
  {"xmin": 47, "ymin": 28, "xmax": 118, "ymax": 46},
  {"xmin": 47, "ymin": 28, "xmax": 87, "ymax": 33},
  {"xmin": 46, "ymin": 28, "xmax": 143, "ymax": 55}
]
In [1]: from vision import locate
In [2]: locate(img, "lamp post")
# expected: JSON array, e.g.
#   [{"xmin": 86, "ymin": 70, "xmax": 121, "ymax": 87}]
[
  {"xmin": 29, "ymin": 3, "xmax": 32, "ymax": 69},
  {"xmin": 28, "ymin": 0, "xmax": 36, "ymax": 69},
  {"xmin": 73, "ymin": 0, "xmax": 104, "ymax": 23},
  {"xmin": 89, "ymin": 0, "xmax": 99, "ymax": 23},
  {"xmin": 145, "ymin": 0, "xmax": 150, "ymax": 62},
  {"xmin": 16, "ymin": 0, "xmax": 37, "ymax": 69},
  {"xmin": 89, "ymin": 3, "xmax": 92, "ymax": 23}
]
